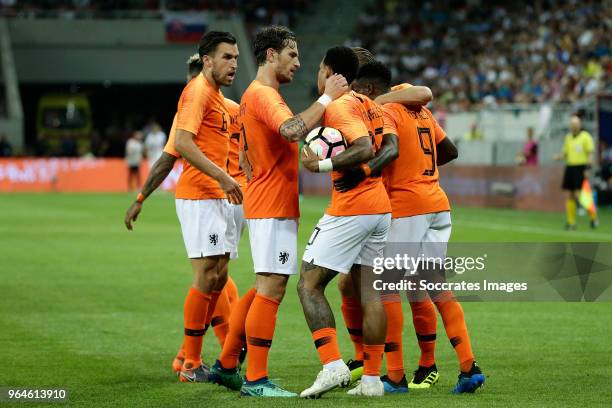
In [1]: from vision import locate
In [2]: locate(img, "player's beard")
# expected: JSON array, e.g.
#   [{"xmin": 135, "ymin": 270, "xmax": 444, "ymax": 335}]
[{"xmin": 213, "ymin": 69, "xmax": 233, "ymax": 87}]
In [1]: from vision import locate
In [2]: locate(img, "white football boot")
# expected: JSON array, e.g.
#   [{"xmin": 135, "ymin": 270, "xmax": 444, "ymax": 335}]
[
  {"xmin": 347, "ymin": 379, "xmax": 385, "ymax": 397},
  {"xmin": 300, "ymin": 363, "xmax": 351, "ymax": 398}
]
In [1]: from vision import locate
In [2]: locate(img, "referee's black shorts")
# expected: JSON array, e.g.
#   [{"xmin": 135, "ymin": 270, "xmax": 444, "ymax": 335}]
[{"xmin": 562, "ymin": 165, "xmax": 586, "ymax": 191}]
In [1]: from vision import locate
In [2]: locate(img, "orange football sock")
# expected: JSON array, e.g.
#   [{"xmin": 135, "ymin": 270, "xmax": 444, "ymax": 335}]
[
  {"xmin": 205, "ymin": 291, "xmax": 221, "ymax": 325},
  {"xmin": 363, "ymin": 344, "xmax": 385, "ymax": 376},
  {"xmin": 312, "ymin": 328, "xmax": 342, "ymax": 365},
  {"xmin": 211, "ymin": 290, "xmax": 232, "ymax": 346},
  {"xmin": 383, "ymin": 297, "xmax": 405, "ymax": 383},
  {"xmin": 225, "ymin": 276, "xmax": 239, "ymax": 307},
  {"xmin": 182, "ymin": 287, "xmax": 211, "ymax": 369},
  {"xmin": 410, "ymin": 300, "xmax": 437, "ymax": 367},
  {"xmin": 435, "ymin": 298, "xmax": 474, "ymax": 372},
  {"xmin": 341, "ymin": 296, "xmax": 364, "ymax": 361},
  {"xmin": 218, "ymin": 287, "xmax": 256, "ymax": 369},
  {"xmin": 245, "ymin": 293, "xmax": 280, "ymax": 381}
]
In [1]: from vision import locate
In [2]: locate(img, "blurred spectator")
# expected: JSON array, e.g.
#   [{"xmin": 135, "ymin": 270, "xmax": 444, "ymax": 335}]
[
  {"xmin": 125, "ymin": 130, "xmax": 144, "ymax": 191},
  {"xmin": 518, "ymin": 127, "xmax": 538, "ymax": 166},
  {"xmin": 463, "ymin": 123, "xmax": 483, "ymax": 141},
  {"xmin": 0, "ymin": 133, "xmax": 12, "ymax": 157},
  {"xmin": 350, "ymin": 0, "xmax": 612, "ymax": 112},
  {"xmin": 144, "ymin": 122, "xmax": 167, "ymax": 169}
]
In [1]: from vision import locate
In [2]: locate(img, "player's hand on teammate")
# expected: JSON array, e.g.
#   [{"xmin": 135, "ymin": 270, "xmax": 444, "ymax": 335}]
[
  {"xmin": 124, "ymin": 201, "xmax": 143, "ymax": 231},
  {"xmin": 219, "ymin": 174, "xmax": 243, "ymax": 204},
  {"xmin": 324, "ymin": 73, "xmax": 349, "ymax": 100},
  {"xmin": 301, "ymin": 145, "xmax": 320, "ymax": 172},
  {"xmin": 334, "ymin": 167, "xmax": 366, "ymax": 192}
]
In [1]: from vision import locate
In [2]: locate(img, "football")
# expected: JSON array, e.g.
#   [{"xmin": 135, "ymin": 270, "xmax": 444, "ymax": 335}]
[{"xmin": 304, "ymin": 127, "xmax": 347, "ymax": 160}]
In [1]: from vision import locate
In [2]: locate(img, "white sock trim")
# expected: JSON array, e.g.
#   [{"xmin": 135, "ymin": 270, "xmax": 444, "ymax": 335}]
[
  {"xmin": 323, "ymin": 359, "xmax": 345, "ymax": 371},
  {"xmin": 361, "ymin": 375, "xmax": 380, "ymax": 384}
]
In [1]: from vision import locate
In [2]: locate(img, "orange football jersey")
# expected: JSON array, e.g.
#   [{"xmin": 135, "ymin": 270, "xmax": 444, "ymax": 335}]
[
  {"xmin": 174, "ymin": 73, "xmax": 230, "ymax": 200},
  {"xmin": 382, "ymin": 104, "xmax": 450, "ymax": 218},
  {"xmin": 324, "ymin": 91, "xmax": 393, "ymax": 216},
  {"xmin": 163, "ymin": 114, "xmax": 180, "ymax": 158},
  {"xmin": 224, "ymin": 98, "xmax": 246, "ymax": 187},
  {"xmin": 240, "ymin": 80, "xmax": 298, "ymax": 219}
]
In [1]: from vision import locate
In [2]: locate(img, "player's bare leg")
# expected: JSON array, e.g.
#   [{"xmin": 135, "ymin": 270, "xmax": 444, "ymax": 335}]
[
  {"xmin": 347, "ymin": 264, "xmax": 386, "ymax": 396},
  {"xmin": 298, "ymin": 261, "xmax": 350, "ymax": 398}
]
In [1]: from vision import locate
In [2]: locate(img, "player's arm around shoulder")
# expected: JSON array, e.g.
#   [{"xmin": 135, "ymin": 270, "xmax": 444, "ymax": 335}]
[
  {"xmin": 279, "ymin": 74, "xmax": 349, "ymax": 143},
  {"xmin": 375, "ymin": 83, "xmax": 433, "ymax": 106}
]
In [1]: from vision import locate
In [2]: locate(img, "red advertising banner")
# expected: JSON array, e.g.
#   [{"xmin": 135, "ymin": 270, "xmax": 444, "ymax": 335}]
[
  {"xmin": 1, "ymin": 159, "xmax": 566, "ymax": 212},
  {"xmin": 0, "ymin": 158, "xmax": 182, "ymax": 193},
  {"xmin": 300, "ymin": 165, "xmax": 566, "ymax": 212}
]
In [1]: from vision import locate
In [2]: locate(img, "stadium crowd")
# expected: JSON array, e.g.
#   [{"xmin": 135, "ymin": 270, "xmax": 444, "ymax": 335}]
[
  {"xmin": 0, "ymin": 0, "xmax": 307, "ymax": 26},
  {"xmin": 348, "ymin": 0, "xmax": 611, "ymax": 112}
]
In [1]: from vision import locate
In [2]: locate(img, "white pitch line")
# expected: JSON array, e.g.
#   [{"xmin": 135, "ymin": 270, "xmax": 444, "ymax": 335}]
[{"xmin": 454, "ymin": 220, "xmax": 612, "ymax": 241}]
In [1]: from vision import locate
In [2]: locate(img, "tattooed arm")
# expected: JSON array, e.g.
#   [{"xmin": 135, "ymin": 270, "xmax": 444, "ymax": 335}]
[
  {"xmin": 124, "ymin": 152, "xmax": 177, "ymax": 230},
  {"xmin": 279, "ymin": 74, "xmax": 349, "ymax": 143}
]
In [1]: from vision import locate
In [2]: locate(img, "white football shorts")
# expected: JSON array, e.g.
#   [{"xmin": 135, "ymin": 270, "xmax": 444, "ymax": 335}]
[
  {"xmin": 246, "ymin": 218, "xmax": 298, "ymax": 275},
  {"xmin": 302, "ymin": 213, "xmax": 392, "ymax": 274},
  {"xmin": 175, "ymin": 198, "xmax": 237, "ymax": 259},
  {"xmin": 229, "ymin": 203, "xmax": 246, "ymax": 260},
  {"xmin": 384, "ymin": 211, "xmax": 452, "ymax": 263}
]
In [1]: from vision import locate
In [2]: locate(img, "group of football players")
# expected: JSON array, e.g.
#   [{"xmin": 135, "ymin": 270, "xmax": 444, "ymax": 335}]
[{"xmin": 124, "ymin": 25, "xmax": 485, "ymax": 398}]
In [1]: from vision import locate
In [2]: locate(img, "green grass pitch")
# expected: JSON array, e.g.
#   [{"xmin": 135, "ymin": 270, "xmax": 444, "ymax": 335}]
[{"xmin": 1, "ymin": 193, "xmax": 611, "ymax": 407}]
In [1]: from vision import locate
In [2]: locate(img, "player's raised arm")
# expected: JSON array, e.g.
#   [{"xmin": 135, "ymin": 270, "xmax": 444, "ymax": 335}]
[
  {"xmin": 279, "ymin": 74, "xmax": 348, "ymax": 142},
  {"xmin": 374, "ymin": 84, "xmax": 433, "ymax": 106},
  {"xmin": 124, "ymin": 151, "xmax": 177, "ymax": 230},
  {"xmin": 175, "ymin": 129, "xmax": 242, "ymax": 204}
]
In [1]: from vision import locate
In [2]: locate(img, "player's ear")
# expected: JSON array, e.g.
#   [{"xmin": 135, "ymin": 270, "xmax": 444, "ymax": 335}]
[
  {"xmin": 202, "ymin": 54, "xmax": 212, "ymax": 69},
  {"xmin": 266, "ymin": 48, "xmax": 276, "ymax": 63}
]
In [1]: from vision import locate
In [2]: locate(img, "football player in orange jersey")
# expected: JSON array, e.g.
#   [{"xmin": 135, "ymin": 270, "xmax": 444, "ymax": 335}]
[
  {"xmin": 169, "ymin": 30, "xmax": 244, "ymax": 383},
  {"xmin": 298, "ymin": 46, "xmax": 399, "ymax": 398},
  {"xmin": 336, "ymin": 48, "xmax": 434, "ymax": 387},
  {"xmin": 208, "ymin": 26, "xmax": 348, "ymax": 398},
  {"xmin": 337, "ymin": 61, "xmax": 485, "ymax": 394},
  {"xmin": 123, "ymin": 54, "xmax": 243, "ymax": 375}
]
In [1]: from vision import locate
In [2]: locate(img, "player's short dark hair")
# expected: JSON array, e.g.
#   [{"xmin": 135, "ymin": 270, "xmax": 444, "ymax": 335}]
[
  {"xmin": 322, "ymin": 46, "xmax": 360, "ymax": 85},
  {"xmin": 186, "ymin": 53, "xmax": 203, "ymax": 76},
  {"xmin": 253, "ymin": 25, "xmax": 297, "ymax": 66},
  {"xmin": 355, "ymin": 61, "xmax": 392, "ymax": 90},
  {"xmin": 351, "ymin": 47, "xmax": 375, "ymax": 68},
  {"xmin": 198, "ymin": 31, "xmax": 237, "ymax": 57}
]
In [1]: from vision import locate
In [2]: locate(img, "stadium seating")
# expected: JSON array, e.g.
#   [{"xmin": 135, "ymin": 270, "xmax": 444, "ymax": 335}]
[{"xmin": 348, "ymin": 0, "xmax": 611, "ymax": 112}]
